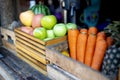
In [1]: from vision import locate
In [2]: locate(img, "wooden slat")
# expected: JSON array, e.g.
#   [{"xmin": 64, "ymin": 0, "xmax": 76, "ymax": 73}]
[
  {"xmin": 16, "ymin": 37, "xmax": 45, "ymax": 55},
  {"xmin": 17, "ymin": 53, "xmax": 47, "ymax": 75},
  {"xmin": 15, "ymin": 28, "xmax": 45, "ymax": 45},
  {"xmin": 47, "ymin": 64, "xmax": 80, "ymax": 80},
  {"xmin": 15, "ymin": 33, "xmax": 45, "ymax": 50},
  {"xmin": 16, "ymin": 41, "xmax": 46, "ymax": 65},
  {"xmin": 17, "ymin": 49, "xmax": 46, "ymax": 71},
  {"xmin": 46, "ymin": 48, "xmax": 109, "ymax": 80},
  {"xmin": 46, "ymin": 36, "xmax": 67, "ymax": 46}
]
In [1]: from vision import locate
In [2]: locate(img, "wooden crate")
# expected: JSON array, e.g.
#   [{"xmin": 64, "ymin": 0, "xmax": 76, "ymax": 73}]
[
  {"xmin": 0, "ymin": 27, "xmax": 16, "ymax": 54},
  {"xmin": 46, "ymin": 42, "xmax": 110, "ymax": 80},
  {"xmin": 14, "ymin": 28, "xmax": 67, "ymax": 75}
]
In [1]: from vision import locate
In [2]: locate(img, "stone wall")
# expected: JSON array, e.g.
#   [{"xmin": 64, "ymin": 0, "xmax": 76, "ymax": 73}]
[
  {"xmin": 0, "ymin": 0, "xmax": 29, "ymax": 26},
  {"xmin": 0, "ymin": 0, "xmax": 14, "ymax": 26}
]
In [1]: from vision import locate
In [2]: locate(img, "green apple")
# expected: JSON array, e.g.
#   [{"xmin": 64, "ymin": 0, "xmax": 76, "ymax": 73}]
[
  {"xmin": 33, "ymin": 27, "xmax": 47, "ymax": 40},
  {"xmin": 41, "ymin": 15, "xmax": 57, "ymax": 30},
  {"xmin": 53, "ymin": 23, "xmax": 67, "ymax": 37},
  {"xmin": 66, "ymin": 23, "xmax": 77, "ymax": 31},
  {"xmin": 47, "ymin": 30, "xmax": 55, "ymax": 38}
]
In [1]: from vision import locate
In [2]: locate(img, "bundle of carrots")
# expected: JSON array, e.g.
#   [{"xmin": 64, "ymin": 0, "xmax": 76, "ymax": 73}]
[{"xmin": 68, "ymin": 27, "xmax": 114, "ymax": 71}]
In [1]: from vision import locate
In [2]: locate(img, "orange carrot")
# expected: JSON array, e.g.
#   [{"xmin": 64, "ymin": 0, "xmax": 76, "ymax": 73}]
[
  {"xmin": 68, "ymin": 29, "xmax": 79, "ymax": 60},
  {"xmin": 97, "ymin": 31, "xmax": 106, "ymax": 41},
  {"xmin": 77, "ymin": 29, "xmax": 88, "ymax": 63},
  {"xmin": 106, "ymin": 36, "xmax": 114, "ymax": 47},
  {"xmin": 91, "ymin": 39, "xmax": 107, "ymax": 71},
  {"xmin": 85, "ymin": 27, "xmax": 97, "ymax": 66}
]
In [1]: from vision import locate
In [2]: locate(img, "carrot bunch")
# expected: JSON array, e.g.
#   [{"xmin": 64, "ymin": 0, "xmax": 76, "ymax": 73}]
[{"xmin": 67, "ymin": 26, "xmax": 113, "ymax": 71}]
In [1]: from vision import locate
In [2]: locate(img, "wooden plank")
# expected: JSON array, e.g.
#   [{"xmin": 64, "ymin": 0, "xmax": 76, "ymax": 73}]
[
  {"xmin": 15, "ymin": 33, "xmax": 45, "ymax": 50},
  {"xmin": 46, "ymin": 36, "xmax": 67, "ymax": 46},
  {"xmin": 2, "ymin": 40, "xmax": 16, "ymax": 54},
  {"xmin": 1, "ymin": 27, "xmax": 15, "ymax": 44},
  {"xmin": 47, "ymin": 64, "xmax": 80, "ymax": 80},
  {"xmin": 0, "ymin": 47, "xmax": 50, "ymax": 80},
  {"xmin": 17, "ymin": 53, "xmax": 47, "ymax": 75},
  {"xmin": 16, "ymin": 41, "xmax": 46, "ymax": 65},
  {"xmin": 17, "ymin": 49, "xmax": 46, "ymax": 71},
  {"xmin": 0, "ymin": 61, "xmax": 21, "ymax": 80},
  {"xmin": 15, "ymin": 28, "xmax": 45, "ymax": 45},
  {"xmin": 46, "ymin": 48, "xmax": 109, "ymax": 80},
  {"xmin": 16, "ymin": 37, "xmax": 45, "ymax": 55}
]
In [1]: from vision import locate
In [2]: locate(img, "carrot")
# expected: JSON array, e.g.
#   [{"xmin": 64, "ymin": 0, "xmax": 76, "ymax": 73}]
[
  {"xmin": 68, "ymin": 29, "xmax": 79, "ymax": 60},
  {"xmin": 106, "ymin": 36, "xmax": 114, "ymax": 47},
  {"xmin": 77, "ymin": 29, "xmax": 88, "ymax": 63},
  {"xmin": 91, "ymin": 39, "xmax": 107, "ymax": 71},
  {"xmin": 85, "ymin": 27, "xmax": 97, "ymax": 66},
  {"xmin": 97, "ymin": 31, "xmax": 106, "ymax": 41}
]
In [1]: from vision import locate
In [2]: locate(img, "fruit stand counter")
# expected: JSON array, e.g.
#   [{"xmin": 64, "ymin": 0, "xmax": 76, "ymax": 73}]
[
  {"xmin": 14, "ymin": 28, "xmax": 67, "ymax": 75},
  {"xmin": 46, "ymin": 42, "xmax": 110, "ymax": 80}
]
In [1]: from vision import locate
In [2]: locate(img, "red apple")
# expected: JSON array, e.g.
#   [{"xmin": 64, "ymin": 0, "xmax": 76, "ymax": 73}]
[
  {"xmin": 32, "ymin": 14, "xmax": 44, "ymax": 28},
  {"xmin": 21, "ymin": 26, "xmax": 34, "ymax": 35}
]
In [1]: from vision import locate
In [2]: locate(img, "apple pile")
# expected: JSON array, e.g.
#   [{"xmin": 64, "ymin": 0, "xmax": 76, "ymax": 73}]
[{"xmin": 19, "ymin": 10, "xmax": 77, "ymax": 41}]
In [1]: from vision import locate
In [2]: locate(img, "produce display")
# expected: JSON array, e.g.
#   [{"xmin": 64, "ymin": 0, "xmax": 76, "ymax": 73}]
[
  {"xmin": 19, "ymin": 2, "xmax": 119, "ymax": 79},
  {"xmin": 19, "ymin": 4, "xmax": 77, "ymax": 41}
]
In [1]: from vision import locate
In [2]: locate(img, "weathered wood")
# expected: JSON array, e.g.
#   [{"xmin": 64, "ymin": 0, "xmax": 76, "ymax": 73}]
[
  {"xmin": 0, "ymin": 47, "xmax": 51, "ymax": 80},
  {"xmin": 1, "ymin": 27, "xmax": 15, "ymax": 44},
  {"xmin": 2, "ymin": 40, "xmax": 16, "ymax": 54},
  {"xmin": 46, "ymin": 46, "xmax": 109, "ymax": 80},
  {"xmin": 1, "ymin": 27, "xmax": 16, "ymax": 54},
  {"xmin": 0, "ymin": 61, "xmax": 22, "ymax": 80},
  {"xmin": 47, "ymin": 64, "xmax": 80, "ymax": 80}
]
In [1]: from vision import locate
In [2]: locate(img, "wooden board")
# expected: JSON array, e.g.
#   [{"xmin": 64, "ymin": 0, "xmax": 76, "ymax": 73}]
[
  {"xmin": 2, "ymin": 40, "xmax": 16, "ymax": 54},
  {"xmin": 47, "ymin": 64, "xmax": 80, "ymax": 80},
  {"xmin": 46, "ymin": 43, "xmax": 110, "ymax": 80},
  {"xmin": 1, "ymin": 27, "xmax": 16, "ymax": 54},
  {"xmin": 0, "ymin": 47, "xmax": 50, "ymax": 80},
  {"xmin": 1, "ymin": 27, "xmax": 15, "ymax": 44}
]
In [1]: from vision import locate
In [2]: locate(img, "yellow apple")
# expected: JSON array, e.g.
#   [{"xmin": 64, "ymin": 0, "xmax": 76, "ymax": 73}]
[{"xmin": 19, "ymin": 10, "xmax": 34, "ymax": 27}]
